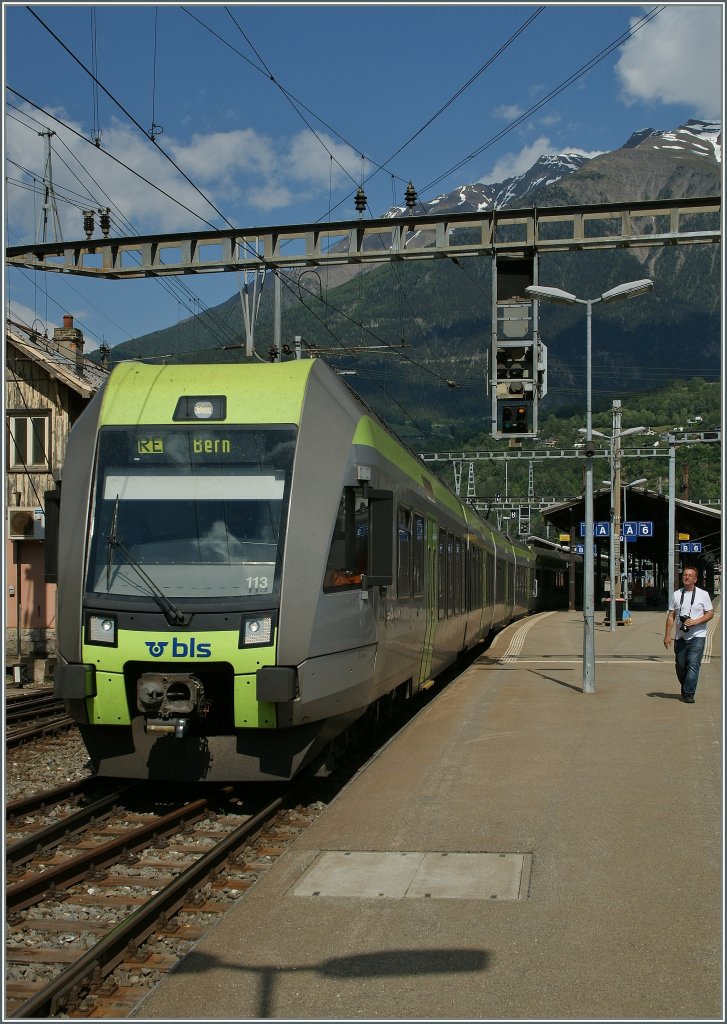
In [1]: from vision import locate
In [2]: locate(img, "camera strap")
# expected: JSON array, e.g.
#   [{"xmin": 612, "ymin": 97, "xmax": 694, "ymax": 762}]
[{"xmin": 678, "ymin": 587, "xmax": 697, "ymax": 618}]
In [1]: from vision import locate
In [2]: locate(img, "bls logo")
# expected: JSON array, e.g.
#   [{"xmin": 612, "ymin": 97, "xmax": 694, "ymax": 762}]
[{"xmin": 144, "ymin": 638, "xmax": 212, "ymax": 659}]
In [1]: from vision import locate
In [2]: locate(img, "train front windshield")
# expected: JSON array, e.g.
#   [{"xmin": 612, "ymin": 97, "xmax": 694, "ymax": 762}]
[{"xmin": 85, "ymin": 426, "xmax": 296, "ymax": 602}]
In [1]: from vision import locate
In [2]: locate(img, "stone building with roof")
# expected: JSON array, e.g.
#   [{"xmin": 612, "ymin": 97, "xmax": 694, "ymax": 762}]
[{"xmin": 5, "ymin": 315, "xmax": 109, "ymax": 679}]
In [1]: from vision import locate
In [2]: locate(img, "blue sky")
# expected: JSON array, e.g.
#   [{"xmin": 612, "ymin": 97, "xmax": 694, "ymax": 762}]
[{"xmin": 3, "ymin": 2, "xmax": 723, "ymax": 351}]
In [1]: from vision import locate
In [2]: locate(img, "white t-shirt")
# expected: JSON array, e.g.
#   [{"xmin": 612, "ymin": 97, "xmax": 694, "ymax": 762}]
[{"xmin": 670, "ymin": 586, "xmax": 713, "ymax": 640}]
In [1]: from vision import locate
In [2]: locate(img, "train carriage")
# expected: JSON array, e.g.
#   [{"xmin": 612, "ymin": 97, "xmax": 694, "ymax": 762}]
[{"xmin": 52, "ymin": 358, "xmax": 567, "ymax": 782}]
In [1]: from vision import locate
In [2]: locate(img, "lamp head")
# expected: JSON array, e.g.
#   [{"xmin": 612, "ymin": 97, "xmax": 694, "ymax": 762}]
[
  {"xmin": 600, "ymin": 279, "xmax": 653, "ymax": 303},
  {"xmin": 526, "ymin": 285, "xmax": 577, "ymax": 305}
]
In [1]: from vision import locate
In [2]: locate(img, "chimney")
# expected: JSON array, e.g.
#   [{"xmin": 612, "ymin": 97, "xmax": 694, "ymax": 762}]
[{"xmin": 53, "ymin": 314, "xmax": 85, "ymax": 377}]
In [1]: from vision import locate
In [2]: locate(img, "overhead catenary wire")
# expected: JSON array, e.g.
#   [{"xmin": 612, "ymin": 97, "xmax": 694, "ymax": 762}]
[
  {"xmin": 182, "ymin": 4, "xmax": 547, "ymax": 225},
  {"xmin": 422, "ymin": 5, "xmax": 666, "ymax": 194},
  {"xmin": 8, "ymin": 94, "xmax": 248, "ymax": 350},
  {"xmin": 90, "ymin": 7, "xmax": 101, "ymax": 146},
  {"xmin": 6, "ymin": 131, "xmax": 243, "ymax": 352},
  {"xmin": 25, "ymin": 8, "xmax": 233, "ymax": 229},
  {"xmin": 148, "ymin": 6, "xmax": 163, "ymax": 142},
  {"xmin": 191, "ymin": 7, "xmax": 491, "ymax": 372},
  {"xmin": 8, "ymin": 86, "xmax": 461, "ymax": 390}
]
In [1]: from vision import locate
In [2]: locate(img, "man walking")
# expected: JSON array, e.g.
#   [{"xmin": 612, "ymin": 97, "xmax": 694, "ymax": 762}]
[{"xmin": 664, "ymin": 566, "xmax": 714, "ymax": 703}]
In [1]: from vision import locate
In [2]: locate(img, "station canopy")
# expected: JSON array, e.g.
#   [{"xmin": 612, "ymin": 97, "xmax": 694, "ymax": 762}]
[{"xmin": 542, "ymin": 488, "xmax": 721, "ymax": 570}]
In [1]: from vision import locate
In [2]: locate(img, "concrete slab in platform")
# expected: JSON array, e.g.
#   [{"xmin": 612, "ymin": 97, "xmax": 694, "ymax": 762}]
[{"xmin": 291, "ymin": 850, "xmax": 530, "ymax": 900}]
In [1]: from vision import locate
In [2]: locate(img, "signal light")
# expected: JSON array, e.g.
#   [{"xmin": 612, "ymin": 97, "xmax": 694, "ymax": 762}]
[{"xmin": 498, "ymin": 400, "xmax": 531, "ymax": 434}]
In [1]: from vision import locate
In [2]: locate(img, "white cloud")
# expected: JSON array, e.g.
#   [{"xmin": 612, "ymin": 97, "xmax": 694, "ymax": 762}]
[
  {"xmin": 247, "ymin": 181, "xmax": 297, "ymax": 212},
  {"xmin": 284, "ymin": 131, "xmax": 365, "ymax": 186},
  {"xmin": 615, "ymin": 5, "xmax": 723, "ymax": 117},
  {"xmin": 493, "ymin": 104, "xmax": 523, "ymax": 121},
  {"xmin": 478, "ymin": 137, "xmax": 603, "ymax": 182},
  {"xmin": 171, "ymin": 129, "xmax": 277, "ymax": 183}
]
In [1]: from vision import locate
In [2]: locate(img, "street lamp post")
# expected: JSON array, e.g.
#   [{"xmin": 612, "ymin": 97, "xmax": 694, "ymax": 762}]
[
  {"xmin": 526, "ymin": 279, "xmax": 653, "ymax": 692},
  {"xmin": 594, "ymin": 417, "xmax": 647, "ymax": 631},
  {"xmin": 622, "ymin": 477, "xmax": 648, "ymax": 613}
]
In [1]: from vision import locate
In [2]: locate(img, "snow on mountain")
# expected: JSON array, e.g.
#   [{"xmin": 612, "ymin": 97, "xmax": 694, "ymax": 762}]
[{"xmin": 624, "ymin": 120, "xmax": 721, "ymax": 162}]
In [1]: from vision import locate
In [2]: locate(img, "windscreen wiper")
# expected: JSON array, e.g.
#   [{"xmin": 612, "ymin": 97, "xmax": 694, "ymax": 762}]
[{"xmin": 106, "ymin": 499, "xmax": 190, "ymax": 626}]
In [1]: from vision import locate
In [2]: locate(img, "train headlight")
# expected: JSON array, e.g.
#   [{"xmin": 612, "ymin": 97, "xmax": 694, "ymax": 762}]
[
  {"xmin": 193, "ymin": 400, "xmax": 214, "ymax": 419},
  {"xmin": 86, "ymin": 613, "xmax": 118, "ymax": 646},
  {"xmin": 172, "ymin": 395, "xmax": 227, "ymax": 421},
  {"xmin": 239, "ymin": 613, "xmax": 274, "ymax": 647}
]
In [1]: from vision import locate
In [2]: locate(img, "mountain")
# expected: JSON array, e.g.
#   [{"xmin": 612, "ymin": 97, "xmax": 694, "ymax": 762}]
[
  {"xmin": 384, "ymin": 152, "xmax": 592, "ymax": 218},
  {"xmin": 522, "ymin": 119, "xmax": 721, "ymax": 208},
  {"xmin": 98, "ymin": 119, "xmax": 722, "ymax": 446},
  {"xmin": 383, "ymin": 119, "xmax": 721, "ymax": 217}
]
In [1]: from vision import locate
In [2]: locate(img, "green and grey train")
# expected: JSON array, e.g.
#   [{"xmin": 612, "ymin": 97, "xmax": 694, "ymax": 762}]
[{"xmin": 52, "ymin": 358, "xmax": 570, "ymax": 782}]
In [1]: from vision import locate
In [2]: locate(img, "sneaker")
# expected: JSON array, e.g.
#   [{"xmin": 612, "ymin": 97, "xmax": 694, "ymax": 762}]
[{"xmin": 683, "ymin": 695, "xmax": 696, "ymax": 703}]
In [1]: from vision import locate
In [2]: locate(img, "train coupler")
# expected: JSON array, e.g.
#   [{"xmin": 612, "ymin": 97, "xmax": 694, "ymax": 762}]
[{"xmin": 137, "ymin": 671, "xmax": 208, "ymax": 740}]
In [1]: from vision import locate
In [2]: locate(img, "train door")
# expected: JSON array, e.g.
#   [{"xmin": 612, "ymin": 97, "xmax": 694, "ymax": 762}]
[{"xmin": 419, "ymin": 515, "xmax": 438, "ymax": 684}]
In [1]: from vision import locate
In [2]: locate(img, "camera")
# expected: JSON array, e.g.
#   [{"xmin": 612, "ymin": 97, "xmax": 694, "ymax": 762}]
[{"xmin": 679, "ymin": 615, "xmax": 690, "ymax": 632}]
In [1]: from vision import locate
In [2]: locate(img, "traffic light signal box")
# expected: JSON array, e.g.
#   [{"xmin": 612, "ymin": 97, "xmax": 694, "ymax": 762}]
[{"xmin": 490, "ymin": 256, "xmax": 546, "ymax": 440}]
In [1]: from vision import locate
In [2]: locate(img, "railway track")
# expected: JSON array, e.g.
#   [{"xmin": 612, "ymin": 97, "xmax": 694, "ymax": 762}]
[
  {"xmin": 6, "ymin": 689, "xmax": 75, "ymax": 748},
  {"xmin": 5, "ymin": 778, "xmax": 322, "ymax": 1018}
]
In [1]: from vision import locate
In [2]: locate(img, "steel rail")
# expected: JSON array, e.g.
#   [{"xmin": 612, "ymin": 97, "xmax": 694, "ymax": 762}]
[
  {"xmin": 6, "ymin": 716, "xmax": 75, "ymax": 749},
  {"xmin": 9, "ymin": 791, "xmax": 290, "ymax": 1019},
  {"xmin": 6, "ymin": 797, "xmax": 211, "ymax": 913},
  {"xmin": 6, "ymin": 782, "xmax": 142, "ymax": 866}
]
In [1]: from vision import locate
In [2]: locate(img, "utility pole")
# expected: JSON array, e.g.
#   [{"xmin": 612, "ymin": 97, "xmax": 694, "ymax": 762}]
[
  {"xmin": 613, "ymin": 402, "xmax": 623, "ymax": 602},
  {"xmin": 36, "ymin": 130, "xmax": 62, "ymax": 244}
]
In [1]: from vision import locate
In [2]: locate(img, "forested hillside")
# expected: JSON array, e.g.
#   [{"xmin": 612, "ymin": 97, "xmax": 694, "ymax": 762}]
[{"xmin": 424, "ymin": 379, "xmax": 721, "ymax": 516}]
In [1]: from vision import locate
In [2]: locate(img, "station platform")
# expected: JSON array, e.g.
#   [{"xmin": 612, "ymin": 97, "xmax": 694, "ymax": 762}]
[{"xmin": 135, "ymin": 606, "xmax": 723, "ymax": 1021}]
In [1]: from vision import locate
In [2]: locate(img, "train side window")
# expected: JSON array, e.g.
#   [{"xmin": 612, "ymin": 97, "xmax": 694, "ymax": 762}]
[
  {"xmin": 438, "ymin": 528, "xmax": 447, "ymax": 619},
  {"xmin": 397, "ymin": 506, "xmax": 412, "ymax": 598},
  {"xmin": 447, "ymin": 532, "xmax": 454, "ymax": 617},
  {"xmin": 323, "ymin": 487, "xmax": 368, "ymax": 592},
  {"xmin": 453, "ymin": 536, "xmax": 462, "ymax": 616},
  {"xmin": 412, "ymin": 513, "xmax": 424, "ymax": 598}
]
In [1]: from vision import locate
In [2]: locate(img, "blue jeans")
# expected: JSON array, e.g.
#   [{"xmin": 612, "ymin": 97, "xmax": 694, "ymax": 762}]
[{"xmin": 674, "ymin": 637, "xmax": 706, "ymax": 698}]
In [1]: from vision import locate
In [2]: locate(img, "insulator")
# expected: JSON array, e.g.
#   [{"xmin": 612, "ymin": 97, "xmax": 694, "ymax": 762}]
[
  {"xmin": 354, "ymin": 186, "xmax": 367, "ymax": 213},
  {"xmin": 99, "ymin": 209, "xmax": 111, "ymax": 236},
  {"xmin": 82, "ymin": 210, "xmax": 95, "ymax": 239},
  {"xmin": 405, "ymin": 181, "xmax": 417, "ymax": 209}
]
